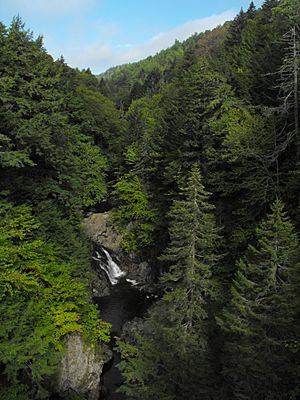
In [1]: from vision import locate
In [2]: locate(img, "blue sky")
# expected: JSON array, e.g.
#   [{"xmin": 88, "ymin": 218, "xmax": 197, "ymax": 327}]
[{"xmin": 0, "ymin": 0, "xmax": 263, "ymax": 73}]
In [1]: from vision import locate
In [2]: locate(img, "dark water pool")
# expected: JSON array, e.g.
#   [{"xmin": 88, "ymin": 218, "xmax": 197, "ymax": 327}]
[{"xmin": 95, "ymin": 278, "xmax": 151, "ymax": 400}]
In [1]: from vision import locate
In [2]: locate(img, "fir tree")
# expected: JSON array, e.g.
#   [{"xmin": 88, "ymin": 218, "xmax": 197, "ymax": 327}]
[
  {"xmin": 118, "ymin": 164, "xmax": 222, "ymax": 400},
  {"xmin": 160, "ymin": 163, "xmax": 221, "ymax": 328},
  {"xmin": 217, "ymin": 199, "xmax": 300, "ymax": 399}
]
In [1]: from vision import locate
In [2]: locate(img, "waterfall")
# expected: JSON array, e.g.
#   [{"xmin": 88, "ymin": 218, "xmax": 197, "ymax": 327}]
[
  {"xmin": 93, "ymin": 248, "xmax": 125, "ymax": 285},
  {"xmin": 126, "ymin": 278, "xmax": 138, "ymax": 286}
]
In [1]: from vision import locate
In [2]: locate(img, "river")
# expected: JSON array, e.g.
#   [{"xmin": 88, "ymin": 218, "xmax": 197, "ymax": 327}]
[{"xmin": 93, "ymin": 248, "xmax": 152, "ymax": 400}]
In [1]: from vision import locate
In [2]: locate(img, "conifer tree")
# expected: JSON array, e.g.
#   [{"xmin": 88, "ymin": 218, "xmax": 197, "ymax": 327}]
[
  {"xmin": 118, "ymin": 164, "xmax": 222, "ymax": 400},
  {"xmin": 161, "ymin": 58, "xmax": 232, "ymax": 188},
  {"xmin": 217, "ymin": 199, "xmax": 300, "ymax": 400},
  {"xmin": 160, "ymin": 163, "xmax": 221, "ymax": 328}
]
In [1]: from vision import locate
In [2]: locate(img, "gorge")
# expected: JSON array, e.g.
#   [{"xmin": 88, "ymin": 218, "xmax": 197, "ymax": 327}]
[
  {"xmin": 86, "ymin": 214, "xmax": 156, "ymax": 400},
  {"xmin": 1, "ymin": 3, "xmax": 300, "ymax": 399}
]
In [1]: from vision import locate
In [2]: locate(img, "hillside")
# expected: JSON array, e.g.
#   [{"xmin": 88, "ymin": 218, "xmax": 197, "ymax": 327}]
[{"xmin": 1, "ymin": 0, "xmax": 300, "ymax": 399}]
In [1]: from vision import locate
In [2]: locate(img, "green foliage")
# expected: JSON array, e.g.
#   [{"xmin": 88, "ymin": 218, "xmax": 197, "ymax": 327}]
[
  {"xmin": 275, "ymin": 0, "xmax": 300, "ymax": 22},
  {"xmin": 0, "ymin": 16, "xmax": 124, "ymax": 219},
  {"xmin": 117, "ymin": 317, "xmax": 208, "ymax": 400},
  {"xmin": 160, "ymin": 164, "xmax": 221, "ymax": 315},
  {"xmin": 117, "ymin": 165, "xmax": 222, "ymax": 399},
  {"xmin": 0, "ymin": 202, "xmax": 111, "ymax": 397},
  {"xmin": 112, "ymin": 172, "xmax": 158, "ymax": 252},
  {"xmin": 2, "ymin": 2, "xmax": 300, "ymax": 398},
  {"xmin": 98, "ymin": 40, "xmax": 185, "ymax": 109},
  {"xmin": 108, "ymin": 2, "xmax": 300, "ymax": 399},
  {"xmin": 73, "ymin": 85, "xmax": 125, "ymax": 166},
  {"xmin": 125, "ymin": 94, "xmax": 164, "ymax": 179},
  {"xmin": 0, "ymin": 21, "xmax": 117, "ymax": 397},
  {"xmin": 217, "ymin": 199, "xmax": 300, "ymax": 399},
  {"xmin": 161, "ymin": 58, "xmax": 232, "ymax": 183},
  {"xmin": 81, "ymin": 304, "xmax": 111, "ymax": 345},
  {"xmin": 0, "ymin": 384, "xmax": 34, "ymax": 400},
  {"xmin": 207, "ymin": 98, "xmax": 278, "ymax": 251}
]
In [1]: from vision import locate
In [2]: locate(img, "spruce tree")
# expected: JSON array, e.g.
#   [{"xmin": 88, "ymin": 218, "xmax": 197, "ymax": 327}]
[
  {"xmin": 118, "ymin": 164, "xmax": 222, "ymax": 400},
  {"xmin": 217, "ymin": 199, "xmax": 300, "ymax": 400},
  {"xmin": 159, "ymin": 163, "xmax": 221, "ymax": 328}
]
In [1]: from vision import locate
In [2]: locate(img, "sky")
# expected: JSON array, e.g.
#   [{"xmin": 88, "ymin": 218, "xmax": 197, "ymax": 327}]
[{"xmin": 0, "ymin": 0, "xmax": 264, "ymax": 74}]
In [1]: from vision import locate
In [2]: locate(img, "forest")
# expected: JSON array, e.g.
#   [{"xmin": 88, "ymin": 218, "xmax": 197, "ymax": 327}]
[{"xmin": 0, "ymin": 0, "xmax": 300, "ymax": 398}]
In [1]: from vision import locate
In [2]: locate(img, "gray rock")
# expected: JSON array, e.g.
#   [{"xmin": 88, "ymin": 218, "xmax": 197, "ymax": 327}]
[
  {"xmin": 91, "ymin": 276, "xmax": 110, "ymax": 297},
  {"xmin": 84, "ymin": 211, "xmax": 154, "ymax": 289},
  {"xmin": 90, "ymin": 268, "xmax": 111, "ymax": 298},
  {"xmin": 84, "ymin": 212, "xmax": 123, "ymax": 254},
  {"xmin": 57, "ymin": 334, "xmax": 111, "ymax": 399},
  {"xmin": 137, "ymin": 261, "xmax": 152, "ymax": 283}
]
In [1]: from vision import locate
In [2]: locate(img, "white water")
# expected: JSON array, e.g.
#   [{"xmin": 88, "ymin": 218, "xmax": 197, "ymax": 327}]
[
  {"xmin": 93, "ymin": 248, "xmax": 125, "ymax": 285},
  {"xmin": 126, "ymin": 278, "xmax": 139, "ymax": 286}
]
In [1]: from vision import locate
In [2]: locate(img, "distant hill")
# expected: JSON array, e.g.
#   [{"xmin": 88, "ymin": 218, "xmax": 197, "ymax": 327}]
[{"xmin": 97, "ymin": 24, "xmax": 229, "ymax": 109}]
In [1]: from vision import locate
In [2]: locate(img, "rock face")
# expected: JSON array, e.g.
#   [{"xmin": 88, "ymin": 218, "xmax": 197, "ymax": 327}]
[
  {"xmin": 91, "ymin": 271, "xmax": 111, "ymax": 298},
  {"xmin": 57, "ymin": 334, "xmax": 110, "ymax": 399},
  {"xmin": 84, "ymin": 212, "xmax": 153, "ymax": 293},
  {"xmin": 84, "ymin": 212, "xmax": 122, "ymax": 254}
]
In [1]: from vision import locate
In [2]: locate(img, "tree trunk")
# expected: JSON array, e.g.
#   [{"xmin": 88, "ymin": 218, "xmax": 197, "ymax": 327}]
[{"xmin": 292, "ymin": 26, "xmax": 300, "ymax": 161}]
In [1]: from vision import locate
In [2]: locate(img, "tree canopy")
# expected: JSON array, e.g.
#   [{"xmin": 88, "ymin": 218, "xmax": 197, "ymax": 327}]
[{"xmin": 1, "ymin": 1, "xmax": 300, "ymax": 398}]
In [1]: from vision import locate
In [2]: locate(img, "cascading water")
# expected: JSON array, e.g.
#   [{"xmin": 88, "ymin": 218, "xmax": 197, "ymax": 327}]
[
  {"xmin": 93, "ymin": 248, "xmax": 125, "ymax": 285},
  {"xmin": 91, "ymin": 246, "xmax": 155, "ymax": 399}
]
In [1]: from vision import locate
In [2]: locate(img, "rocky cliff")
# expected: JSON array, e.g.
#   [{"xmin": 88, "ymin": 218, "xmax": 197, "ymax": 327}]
[
  {"xmin": 57, "ymin": 334, "xmax": 111, "ymax": 399},
  {"xmin": 84, "ymin": 212, "xmax": 153, "ymax": 295},
  {"xmin": 84, "ymin": 212, "xmax": 123, "ymax": 255}
]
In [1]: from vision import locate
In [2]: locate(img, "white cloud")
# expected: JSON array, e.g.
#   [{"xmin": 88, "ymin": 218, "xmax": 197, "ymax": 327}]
[
  {"xmin": 140, "ymin": 10, "xmax": 235, "ymax": 55},
  {"xmin": 46, "ymin": 10, "xmax": 235, "ymax": 73}
]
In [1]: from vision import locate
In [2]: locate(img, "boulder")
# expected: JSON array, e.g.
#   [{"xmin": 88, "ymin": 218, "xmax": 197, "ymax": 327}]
[
  {"xmin": 84, "ymin": 211, "xmax": 154, "ymax": 291},
  {"xmin": 57, "ymin": 334, "xmax": 111, "ymax": 400},
  {"xmin": 91, "ymin": 270, "xmax": 111, "ymax": 298},
  {"xmin": 84, "ymin": 212, "xmax": 122, "ymax": 254}
]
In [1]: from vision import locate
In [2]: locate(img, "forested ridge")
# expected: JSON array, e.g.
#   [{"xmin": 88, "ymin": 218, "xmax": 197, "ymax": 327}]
[{"xmin": 0, "ymin": 0, "xmax": 300, "ymax": 398}]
